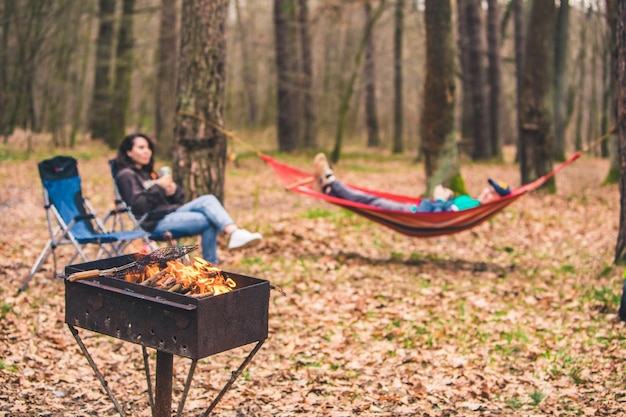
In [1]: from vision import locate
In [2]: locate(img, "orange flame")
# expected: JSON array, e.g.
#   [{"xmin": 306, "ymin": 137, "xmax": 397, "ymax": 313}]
[{"xmin": 125, "ymin": 257, "xmax": 235, "ymax": 297}]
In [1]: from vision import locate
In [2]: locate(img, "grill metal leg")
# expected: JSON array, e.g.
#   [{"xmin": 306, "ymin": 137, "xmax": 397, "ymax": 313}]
[
  {"xmin": 68, "ymin": 324, "xmax": 265, "ymax": 417},
  {"xmin": 142, "ymin": 345, "xmax": 155, "ymax": 415},
  {"xmin": 176, "ymin": 359, "xmax": 198, "ymax": 417},
  {"xmin": 67, "ymin": 324, "xmax": 126, "ymax": 417},
  {"xmin": 202, "ymin": 339, "xmax": 266, "ymax": 416}
]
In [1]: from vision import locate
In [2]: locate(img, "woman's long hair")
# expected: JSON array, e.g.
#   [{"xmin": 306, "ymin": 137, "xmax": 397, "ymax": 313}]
[{"xmin": 115, "ymin": 132, "xmax": 156, "ymax": 173}]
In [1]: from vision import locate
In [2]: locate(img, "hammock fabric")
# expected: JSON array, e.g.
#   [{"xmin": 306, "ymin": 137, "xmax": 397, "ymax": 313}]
[{"xmin": 260, "ymin": 152, "xmax": 582, "ymax": 238}]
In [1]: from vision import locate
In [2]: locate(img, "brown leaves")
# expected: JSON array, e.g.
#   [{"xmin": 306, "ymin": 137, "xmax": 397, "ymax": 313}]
[{"xmin": 1, "ymin": 144, "xmax": 626, "ymax": 415}]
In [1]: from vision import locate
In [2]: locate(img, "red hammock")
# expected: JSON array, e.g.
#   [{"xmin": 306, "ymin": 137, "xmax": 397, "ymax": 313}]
[{"xmin": 260, "ymin": 152, "xmax": 581, "ymax": 238}]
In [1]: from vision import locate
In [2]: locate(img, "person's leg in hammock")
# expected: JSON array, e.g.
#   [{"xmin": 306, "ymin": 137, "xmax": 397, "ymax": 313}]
[
  {"xmin": 313, "ymin": 153, "xmax": 452, "ymax": 212},
  {"xmin": 313, "ymin": 153, "xmax": 502, "ymax": 212}
]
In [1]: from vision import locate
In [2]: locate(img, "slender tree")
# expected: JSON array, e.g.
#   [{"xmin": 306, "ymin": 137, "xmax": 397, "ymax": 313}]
[
  {"xmin": 234, "ymin": 0, "xmax": 258, "ymax": 125},
  {"xmin": 392, "ymin": 0, "xmax": 404, "ymax": 153},
  {"xmin": 90, "ymin": 0, "xmax": 116, "ymax": 141},
  {"xmin": 274, "ymin": 0, "xmax": 300, "ymax": 151},
  {"xmin": 456, "ymin": 0, "xmax": 472, "ymax": 146},
  {"xmin": 363, "ymin": 0, "xmax": 381, "ymax": 149},
  {"xmin": 109, "ymin": 0, "xmax": 135, "ymax": 149},
  {"xmin": 574, "ymin": 8, "xmax": 590, "ymax": 151},
  {"xmin": 552, "ymin": 0, "xmax": 570, "ymax": 161},
  {"xmin": 614, "ymin": 0, "xmax": 626, "ymax": 262},
  {"xmin": 519, "ymin": 0, "xmax": 555, "ymax": 188},
  {"xmin": 298, "ymin": 0, "xmax": 316, "ymax": 148},
  {"xmin": 513, "ymin": 0, "xmax": 525, "ymax": 160},
  {"xmin": 464, "ymin": 0, "xmax": 491, "ymax": 159},
  {"xmin": 0, "ymin": 0, "xmax": 6, "ymax": 141},
  {"xmin": 330, "ymin": 1, "xmax": 385, "ymax": 163},
  {"xmin": 486, "ymin": 0, "xmax": 502, "ymax": 160},
  {"xmin": 174, "ymin": 0, "xmax": 229, "ymax": 202},
  {"xmin": 421, "ymin": 0, "xmax": 459, "ymax": 196},
  {"xmin": 155, "ymin": 0, "xmax": 178, "ymax": 159},
  {"xmin": 605, "ymin": 0, "xmax": 619, "ymax": 183}
]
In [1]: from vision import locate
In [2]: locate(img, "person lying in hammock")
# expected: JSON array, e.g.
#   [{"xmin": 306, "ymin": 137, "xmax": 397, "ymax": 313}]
[{"xmin": 312, "ymin": 153, "xmax": 511, "ymax": 213}]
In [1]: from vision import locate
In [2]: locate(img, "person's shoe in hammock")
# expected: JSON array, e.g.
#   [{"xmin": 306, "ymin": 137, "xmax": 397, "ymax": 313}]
[
  {"xmin": 313, "ymin": 153, "xmax": 335, "ymax": 193},
  {"xmin": 488, "ymin": 178, "xmax": 511, "ymax": 196}
]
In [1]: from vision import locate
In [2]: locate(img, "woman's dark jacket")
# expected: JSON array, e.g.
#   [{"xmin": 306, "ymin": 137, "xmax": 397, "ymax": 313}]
[{"xmin": 116, "ymin": 166, "xmax": 185, "ymax": 232}]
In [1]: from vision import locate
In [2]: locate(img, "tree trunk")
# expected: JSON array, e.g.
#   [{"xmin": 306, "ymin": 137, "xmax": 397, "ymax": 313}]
[
  {"xmin": 0, "ymin": 0, "xmax": 5, "ymax": 141},
  {"xmin": 605, "ymin": 0, "xmax": 619, "ymax": 184},
  {"xmin": 464, "ymin": 0, "xmax": 491, "ymax": 159},
  {"xmin": 587, "ymin": 22, "xmax": 600, "ymax": 152},
  {"xmin": 109, "ymin": 0, "xmax": 135, "ymax": 149},
  {"xmin": 421, "ymin": 0, "xmax": 459, "ymax": 196},
  {"xmin": 274, "ymin": 0, "xmax": 300, "ymax": 151},
  {"xmin": 486, "ymin": 0, "xmax": 502, "ymax": 160},
  {"xmin": 456, "ymin": 0, "xmax": 472, "ymax": 147},
  {"xmin": 552, "ymin": 0, "xmax": 570, "ymax": 161},
  {"xmin": 519, "ymin": 0, "xmax": 555, "ymax": 189},
  {"xmin": 70, "ymin": 1, "xmax": 95, "ymax": 148},
  {"xmin": 4, "ymin": 0, "xmax": 50, "ymax": 136},
  {"xmin": 574, "ymin": 9, "xmax": 590, "ymax": 151},
  {"xmin": 234, "ymin": 0, "xmax": 257, "ymax": 125},
  {"xmin": 90, "ymin": 0, "xmax": 116, "ymax": 141},
  {"xmin": 614, "ymin": 0, "xmax": 626, "ymax": 262},
  {"xmin": 155, "ymin": 0, "xmax": 178, "ymax": 159},
  {"xmin": 298, "ymin": 0, "xmax": 316, "ymax": 148},
  {"xmin": 392, "ymin": 0, "xmax": 404, "ymax": 154},
  {"xmin": 513, "ymin": 0, "xmax": 525, "ymax": 162},
  {"xmin": 174, "ymin": 0, "xmax": 229, "ymax": 202},
  {"xmin": 363, "ymin": 1, "xmax": 380, "ymax": 149},
  {"xmin": 330, "ymin": 1, "xmax": 384, "ymax": 163}
]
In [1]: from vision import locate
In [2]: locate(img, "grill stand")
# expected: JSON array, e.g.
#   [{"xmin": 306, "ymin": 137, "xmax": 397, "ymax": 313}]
[{"xmin": 68, "ymin": 324, "xmax": 265, "ymax": 416}]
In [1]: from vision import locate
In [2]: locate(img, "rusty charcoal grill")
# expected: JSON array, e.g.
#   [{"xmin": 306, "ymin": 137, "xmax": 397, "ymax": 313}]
[{"xmin": 64, "ymin": 253, "xmax": 270, "ymax": 417}]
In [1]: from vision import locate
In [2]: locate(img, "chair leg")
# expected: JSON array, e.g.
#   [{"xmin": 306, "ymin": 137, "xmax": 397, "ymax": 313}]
[{"xmin": 18, "ymin": 240, "xmax": 54, "ymax": 293}]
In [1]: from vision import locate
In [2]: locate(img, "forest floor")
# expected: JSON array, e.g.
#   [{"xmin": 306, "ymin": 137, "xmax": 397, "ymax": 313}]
[{"xmin": 1, "ymin": 133, "xmax": 625, "ymax": 416}]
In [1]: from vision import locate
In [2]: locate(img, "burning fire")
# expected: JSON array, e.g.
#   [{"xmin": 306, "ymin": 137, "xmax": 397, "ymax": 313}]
[{"xmin": 125, "ymin": 257, "xmax": 236, "ymax": 298}]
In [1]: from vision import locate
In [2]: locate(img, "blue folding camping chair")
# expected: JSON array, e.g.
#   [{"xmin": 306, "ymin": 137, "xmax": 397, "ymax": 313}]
[{"xmin": 18, "ymin": 156, "xmax": 149, "ymax": 292}]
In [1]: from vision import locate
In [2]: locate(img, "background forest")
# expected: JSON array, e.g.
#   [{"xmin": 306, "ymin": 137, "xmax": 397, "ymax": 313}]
[{"xmin": 0, "ymin": 0, "xmax": 614, "ymax": 158}]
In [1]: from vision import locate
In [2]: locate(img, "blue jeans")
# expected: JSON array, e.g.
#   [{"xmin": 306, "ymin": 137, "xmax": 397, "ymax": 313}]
[
  {"xmin": 327, "ymin": 180, "xmax": 417, "ymax": 212},
  {"xmin": 326, "ymin": 180, "xmax": 456, "ymax": 213},
  {"xmin": 152, "ymin": 195, "xmax": 234, "ymax": 263}
]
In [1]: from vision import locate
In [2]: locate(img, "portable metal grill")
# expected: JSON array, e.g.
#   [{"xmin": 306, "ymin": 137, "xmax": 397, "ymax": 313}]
[{"xmin": 64, "ymin": 253, "xmax": 270, "ymax": 417}]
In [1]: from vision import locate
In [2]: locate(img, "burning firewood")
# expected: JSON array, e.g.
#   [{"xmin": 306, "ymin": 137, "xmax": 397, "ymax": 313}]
[{"xmin": 125, "ymin": 257, "xmax": 236, "ymax": 297}]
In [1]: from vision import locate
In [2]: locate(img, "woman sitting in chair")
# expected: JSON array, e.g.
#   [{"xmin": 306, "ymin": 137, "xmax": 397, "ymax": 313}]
[{"xmin": 114, "ymin": 132, "xmax": 262, "ymax": 264}]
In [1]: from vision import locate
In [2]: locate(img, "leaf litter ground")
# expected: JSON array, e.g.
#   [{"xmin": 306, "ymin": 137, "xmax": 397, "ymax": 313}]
[{"xmin": 1, "ymin": 139, "xmax": 625, "ymax": 416}]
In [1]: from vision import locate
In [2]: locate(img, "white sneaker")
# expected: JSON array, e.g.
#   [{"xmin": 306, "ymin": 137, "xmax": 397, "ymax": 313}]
[{"xmin": 228, "ymin": 228, "xmax": 263, "ymax": 250}]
